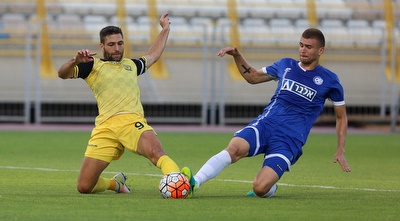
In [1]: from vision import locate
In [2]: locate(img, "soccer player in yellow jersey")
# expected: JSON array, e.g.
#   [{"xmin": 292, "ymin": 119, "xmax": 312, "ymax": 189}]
[{"xmin": 58, "ymin": 13, "xmax": 180, "ymax": 194}]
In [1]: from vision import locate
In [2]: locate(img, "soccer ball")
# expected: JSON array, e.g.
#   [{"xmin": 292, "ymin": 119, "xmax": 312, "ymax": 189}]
[{"xmin": 159, "ymin": 172, "xmax": 190, "ymax": 199}]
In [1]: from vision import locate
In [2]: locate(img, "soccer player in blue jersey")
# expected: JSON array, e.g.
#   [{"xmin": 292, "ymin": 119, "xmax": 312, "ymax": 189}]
[
  {"xmin": 58, "ymin": 13, "xmax": 181, "ymax": 194},
  {"xmin": 182, "ymin": 28, "xmax": 351, "ymax": 198}
]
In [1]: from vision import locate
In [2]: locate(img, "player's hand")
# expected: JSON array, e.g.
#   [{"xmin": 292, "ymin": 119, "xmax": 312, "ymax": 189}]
[
  {"xmin": 217, "ymin": 46, "xmax": 240, "ymax": 58},
  {"xmin": 333, "ymin": 151, "xmax": 351, "ymax": 172},
  {"xmin": 159, "ymin": 13, "xmax": 170, "ymax": 30},
  {"xmin": 74, "ymin": 49, "xmax": 97, "ymax": 63}
]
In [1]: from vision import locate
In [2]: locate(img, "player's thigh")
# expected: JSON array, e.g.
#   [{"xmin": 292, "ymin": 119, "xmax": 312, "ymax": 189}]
[
  {"xmin": 136, "ymin": 130, "xmax": 166, "ymax": 164},
  {"xmin": 119, "ymin": 116, "xmax": 156, "ymax": 153}
]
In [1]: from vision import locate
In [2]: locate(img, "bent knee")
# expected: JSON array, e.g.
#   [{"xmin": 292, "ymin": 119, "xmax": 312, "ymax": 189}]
[
  {"xmin": 77, "ymin": 184, "xmax": 93, "ymax": 194},
  {"xmin": 253, "ymin": 182, "xmax": 275, "ymax": 197}
]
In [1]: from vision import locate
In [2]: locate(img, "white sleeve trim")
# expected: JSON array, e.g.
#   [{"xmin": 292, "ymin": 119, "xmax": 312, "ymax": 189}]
[
  {"xmin": 333, "ymin": 101, "xmax": 345, "ymax": 106},
  {"xmin": 262, "ymin": 66, "xmax": 268, "ymax": 74},
  {"xmin": 261, "ymin": 66, "xmax": 278, "ymax": 81}
]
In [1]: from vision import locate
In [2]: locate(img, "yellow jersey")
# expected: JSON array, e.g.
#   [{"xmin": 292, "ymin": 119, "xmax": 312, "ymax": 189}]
[{"xmin": 73, "ymin": 57, "xmax": 147, "ymax": 125}]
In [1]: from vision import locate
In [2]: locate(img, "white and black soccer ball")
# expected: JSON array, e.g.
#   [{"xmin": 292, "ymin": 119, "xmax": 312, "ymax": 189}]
[{"xmin": 159, "ymin": 172, "xmax": 190, "ymax": 199}]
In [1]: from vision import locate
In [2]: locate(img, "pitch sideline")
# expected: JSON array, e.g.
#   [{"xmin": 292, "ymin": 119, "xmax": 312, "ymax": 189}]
[{"xmin": 1, "ymin": 165, "xmax": 398, "ymax": 193}]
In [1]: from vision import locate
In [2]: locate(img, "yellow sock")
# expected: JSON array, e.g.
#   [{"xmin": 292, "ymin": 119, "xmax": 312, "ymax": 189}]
[
  {"xmin": 109, "ymin": 179, "xmax": 117, "ymax": 191},
  {"xmin": 91, "ymin": 177, "xmax": 111, "ymax": 193},
  {"xmin": 156, "ymin": 155, "xmax": 180, "ymax": 175}
]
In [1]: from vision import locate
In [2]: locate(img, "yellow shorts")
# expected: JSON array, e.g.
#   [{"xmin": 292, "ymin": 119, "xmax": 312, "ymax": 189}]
[{"xmin": 84, "ymin": 113, "xmax": 154, "ymax": 163}]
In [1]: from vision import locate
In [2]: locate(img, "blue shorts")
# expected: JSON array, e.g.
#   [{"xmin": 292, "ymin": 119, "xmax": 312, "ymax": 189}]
[{"xmin": 234, "ymin": 122, "xmax": 303, "ymax": 178}]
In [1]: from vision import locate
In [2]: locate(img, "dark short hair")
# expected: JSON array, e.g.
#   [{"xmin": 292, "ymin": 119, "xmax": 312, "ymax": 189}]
[
  {"xmin": 302, "ymin": 28, "xmax": 325, "ymax": 47},
  {"xmin": 99, "ymin": 26, "xmax": 123, "ymax": 43}
]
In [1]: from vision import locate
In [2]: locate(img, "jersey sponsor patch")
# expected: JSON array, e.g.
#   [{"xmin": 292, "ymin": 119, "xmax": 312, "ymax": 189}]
[{"xmin": 281, "ymin": 79, "xmax": 317, "ymax": 101}]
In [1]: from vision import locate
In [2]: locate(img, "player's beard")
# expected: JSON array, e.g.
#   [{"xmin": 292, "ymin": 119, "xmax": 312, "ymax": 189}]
[
  {"xmin": 300, "ymin": 57, "xmax": 311, "ymax": 65},
  {"xmin": 104, "ymin": 51, "xmax": 123, "ymax": 62},
  {"xmin": 299, "ymin": 54, "xmax": 315, "ymax": 65}
]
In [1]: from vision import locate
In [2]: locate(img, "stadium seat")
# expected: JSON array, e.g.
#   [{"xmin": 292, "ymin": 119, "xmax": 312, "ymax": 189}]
[
  {"xmin": 1, "ymin": 13, "xmax": 26, "ymax": 30},
  {"xmin": 110, "ymin": 16, "xmax": 139, "ymax": 43},
  {"xmin": 83, "ymin": 15, "xmax": 110, "ymax": 40},
  {"xmin": 61, "ymin": 3, "xmax": 91, "ymax": 15},
  {"xmin": 269, "ymin": 18, "xmax": 297, "ymax": 46},
  {"xmin": 250, "ymin": 8, "xmax": 277, "ymax": 20},
  {"xmin": 270, "ymin": 0, "xmax": 307, "ymax": 19},
  {"xmin": 6, "ymin": 2, "xmax": 35, "ymax": 14},
  {"xmin": 189, "ymin": 17, "xmax": 214, "ymax": 40},
  {"xmin": 371, "ymin": 20, "xmax": 386, "ymax": 35},
  {"xmin": 216, "ymin": 17, "xmax": 232, "ymax": 29},
  {"xmin": 242, "ymin": 0, "xmax": 276, "ymax": 20},
  {"xmin": 124, "ymin": 3, "xmax": 148, "ymax": 17},
  {"xmin": 214, "ymin": 17, "xmax": 233, "ymax": 43},
  {"xmin": 349, "ymin": 0, "xmax": 381, "ymax": 21},
  {"xmin": 29, "ymin": 14, "xmax": 57, "ymax": 30},
  {"xmin": 240, "ymin": 18, "xmax": 273, "ymax": 46},
  {"xmin": 316, "ymin": 0, "xmax": 353, "ymax": 20},
  {"xmin": 83, "ymin": 15, "xmax": 110, "ymax": 31},
  {"xmin": 347, "ymin": 19, "xmax": 371, "ymax": 34},
  {"xmin": 129, "ymin": 16, "xmax": 150, "ymax": 44},
  {"xmin": 269, "ymin": 18, "xmax": 295, "ymax": 35},
  {"xmin": 295, "ymin": 19, "xmax": 311, "ymax": 34},
  {"xmin": 137, "ymin": 16, "xmax": 151, "ymax": 25},
  {"xmin": 189, "ymin": 17, "xmax": 213, "ymax": 28},
  {"xmin": 168, "ymin": 16, "xmax": 200, "ymax": 45},
  {"xmin": 51, "ymin": 14, "xmax": 85, "ymax": 39},
  {"xmin": 110, "ymin": 15, "xmax": 135, "ymax": 26},
  {"xmin": 320, "ymin": 19, "xmax": 346, "ymax": 30},
  {"xmin": 347, "ymin": 19, "xmax": 380, "ymax": 47},
  {"xmin": 56, "ymin": 14, "xmax": 83, "ymax": 30},
  {"xmin": 90, "ymin": 4, "xmax": 116, "ymax": 16},
  {"xmin": 242, "ymin": 18, "xmax": 267, "ymax": 27},
  {"xmin": 157, "ymin": 0, "xmax": 195, "ymax": 18},
  {"xmin": 169, "ymin": 16, "xmax": 188, "ymax": 26},
  {"xmin": 319, "ymin": 19, "xmax": 353, "ymax": 48},
  {"xmin": 196, "ymin": 0, "xmax": 228, "ymax": 19}
]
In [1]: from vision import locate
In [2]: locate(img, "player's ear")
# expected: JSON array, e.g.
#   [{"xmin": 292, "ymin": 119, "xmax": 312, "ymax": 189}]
[
  {"xmin": 99, "ymin": 43, "xmax": 104, "ymax": 51},
  {"xmin": 318, "ymin": 47, "xmax": 324, "ymax": 55}
]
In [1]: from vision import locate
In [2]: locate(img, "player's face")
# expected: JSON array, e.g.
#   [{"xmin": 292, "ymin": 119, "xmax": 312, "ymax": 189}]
[
  {"xmin": 100, "ymin": 34, "xmax": 124, "ymax": 61},
  {"xmin": 298, "ymin": 37, "xmax": 324, "ymax": 66}
]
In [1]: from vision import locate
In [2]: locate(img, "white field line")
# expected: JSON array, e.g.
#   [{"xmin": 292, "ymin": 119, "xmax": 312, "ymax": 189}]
[{"xmin": 1, "ymin": 165, "xmax": 399, "ymax": 193}]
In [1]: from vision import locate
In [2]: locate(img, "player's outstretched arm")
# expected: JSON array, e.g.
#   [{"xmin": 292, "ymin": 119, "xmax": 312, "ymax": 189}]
[
  {"xmin": 333, "ymin": 104, "xmax": 351, "ymax": 172},
  {"xmin": 58, "ymin": 49, "xmax": 96, "ymax": 79},
  {"xmin": 217, "ymin": 46, "xmax": 273, "ymax": 84},
  {"xmin": 143, "ymin": 13, "xmax": 170, "ymax": 69}
]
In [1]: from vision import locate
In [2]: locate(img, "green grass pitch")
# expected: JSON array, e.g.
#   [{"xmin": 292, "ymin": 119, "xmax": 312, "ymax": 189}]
[{"xmin": 0, "ymin": 129, "xmax": 399, "ymax": 221}]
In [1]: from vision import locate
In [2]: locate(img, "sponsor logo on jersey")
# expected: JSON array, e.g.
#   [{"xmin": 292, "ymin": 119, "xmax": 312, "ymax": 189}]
[{"xmin": 281, "ymin": 79, "xmax": 317, "ymax": 101}]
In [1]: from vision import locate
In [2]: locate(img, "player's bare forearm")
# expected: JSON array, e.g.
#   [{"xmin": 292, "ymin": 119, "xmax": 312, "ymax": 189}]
[
  {"xmin": 335, "ymin": 105, "xmax": 347, "ymax": 151},
  {"xmin": 217, "ymin": 46, "xmax": 273, "ymax": 84},
  {"xmin": 333, "ymin": 105, "xmax": 351, "ymax": 172},
  {"xmin": 58, "ymin": 49, "xmax": 96, "ymax": 79},
  {"xmin": 144, "ymin": 13, "xmax": 170, "ymax": 68},
  {"xmin": 58, "ymin": 58, "xmax": 79, "ymax": 79}
]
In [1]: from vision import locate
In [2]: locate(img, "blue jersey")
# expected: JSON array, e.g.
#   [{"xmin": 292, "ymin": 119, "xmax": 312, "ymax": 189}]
[{"xmin": 256, "ymin": 58, "xmax": 345, "ymax": 145}]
